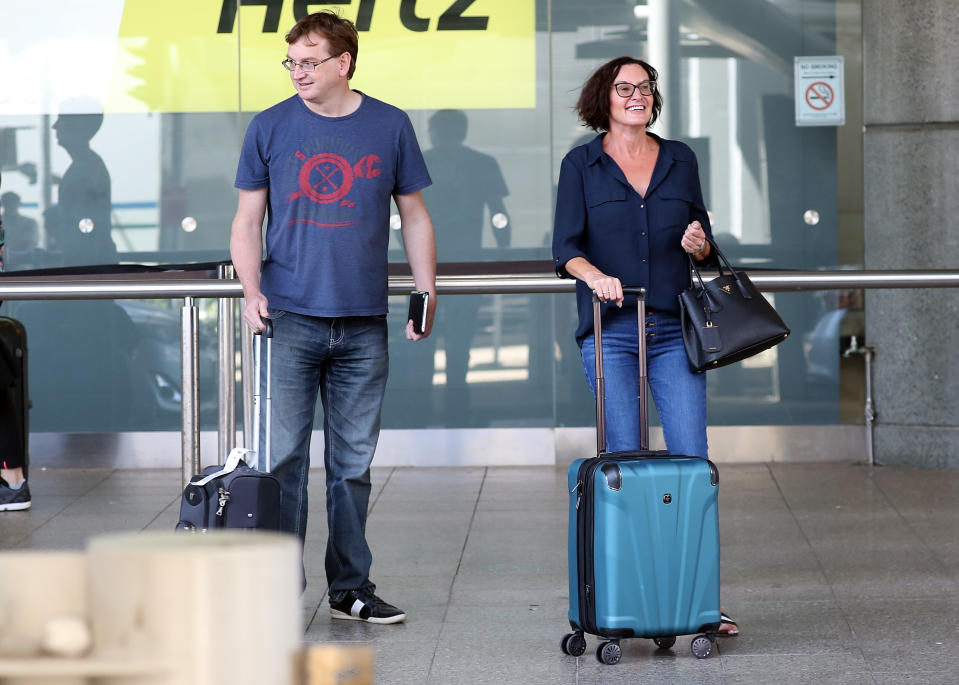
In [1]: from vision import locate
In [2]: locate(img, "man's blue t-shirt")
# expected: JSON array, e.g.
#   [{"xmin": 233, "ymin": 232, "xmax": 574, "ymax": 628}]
[{"xmin": 235, "ymin": 93, "xmax": 431, "ymax": 317}]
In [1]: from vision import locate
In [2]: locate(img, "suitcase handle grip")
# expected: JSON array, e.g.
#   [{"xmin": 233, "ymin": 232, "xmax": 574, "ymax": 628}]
[
  {"xmin": 254, "ymin": 318, "xmax": 273, "ymax": 338},
  {"xmin": 590, "ymin": 286, "xmax": 646, "ymax": 303},
  {"xmin": 252, "ymin": 319, "xmax": 272, "ymax": 471}
]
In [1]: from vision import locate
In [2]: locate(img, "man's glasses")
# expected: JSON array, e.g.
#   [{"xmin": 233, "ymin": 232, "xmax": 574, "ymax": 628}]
[
  {"xmin": 613, "ymin": 80, "xmax": 656, "ymax": 98},
  {"xmin": 281, "ymin": 55, "xmax": 338, "ymax": 72}
]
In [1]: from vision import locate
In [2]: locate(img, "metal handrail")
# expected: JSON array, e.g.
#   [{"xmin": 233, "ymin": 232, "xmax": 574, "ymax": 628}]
[
  {"xmin": 3, "ymin": 267, "xmax": 959, "ymax": 486},
  {"xmin": 4, "ymin": 268, "xmax": 959, "ymax": 299}
]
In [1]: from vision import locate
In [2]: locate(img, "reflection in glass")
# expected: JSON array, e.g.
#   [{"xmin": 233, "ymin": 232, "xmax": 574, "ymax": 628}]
[
  {"xmin": 0, "ymin": 192, "xmax": 39, "ymax": 252},
  {"xmin": 0, "ymin": 0, "xmax": 864, "ymax": 439},
  {"xmin": 52, "ymin": 109, "xmax": 118, "ymax": 266},
  {"xmin": 418, "ymin": 110, "xmax": 512, "ymax": 421},
  {"xmin": 423, "ymin": 110, "xmax": 509, "ymax": 262}
]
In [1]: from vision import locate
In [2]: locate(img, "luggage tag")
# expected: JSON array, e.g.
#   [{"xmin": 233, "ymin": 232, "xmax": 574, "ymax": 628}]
[{"xmin": 700, "ymin": 322, "xmax": 722, "ymax": 352}]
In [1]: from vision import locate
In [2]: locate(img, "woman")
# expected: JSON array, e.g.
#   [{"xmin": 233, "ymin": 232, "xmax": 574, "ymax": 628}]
[{"xmin": 552, "ymin": 56, "xmax": 738, "ymax": 636}]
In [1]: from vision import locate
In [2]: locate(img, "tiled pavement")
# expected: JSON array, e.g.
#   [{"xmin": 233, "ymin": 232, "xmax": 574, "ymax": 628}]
[{"xmin": 2, "ymin": 462, "xmax": 958, "ymax": 684}]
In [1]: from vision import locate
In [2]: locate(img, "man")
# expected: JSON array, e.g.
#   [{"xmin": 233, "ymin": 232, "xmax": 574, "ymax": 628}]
[{"xmin": 230, "ymin": 11, "xmax": 436, "ymax": 625}]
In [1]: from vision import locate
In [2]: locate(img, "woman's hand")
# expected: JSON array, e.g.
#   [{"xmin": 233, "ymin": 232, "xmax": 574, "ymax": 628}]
[
  {"xmin": 586, "ymin": 274, "xmax": 623, "ymax": 307},
  {"xmin": 681, "ymin": 220, "xmax": 710, "ymax": 260}
]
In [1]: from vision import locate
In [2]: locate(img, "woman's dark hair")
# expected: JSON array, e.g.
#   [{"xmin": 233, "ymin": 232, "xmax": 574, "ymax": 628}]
[
  {"xmin": 575, "ymin": 56, "xmax": 662, "ymax": 131},
  {"xmin": 286, "ymin": 11, "xmax": 359, "ymax": 79}
]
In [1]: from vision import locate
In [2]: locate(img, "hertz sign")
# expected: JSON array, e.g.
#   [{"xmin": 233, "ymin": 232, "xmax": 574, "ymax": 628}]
[{"xmin": 103, "ymin": 0, "xmax": 535, "ymax": 113}]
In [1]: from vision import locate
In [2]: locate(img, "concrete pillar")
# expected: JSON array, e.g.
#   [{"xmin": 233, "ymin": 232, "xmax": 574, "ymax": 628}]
[{"xmin": 863, "ymin": 1, "xmax": 959, "ymax": 465}]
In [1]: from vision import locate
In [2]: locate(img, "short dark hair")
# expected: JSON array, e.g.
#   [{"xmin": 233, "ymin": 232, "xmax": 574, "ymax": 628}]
[
  {"xmin": 575, "ymin": 56, "xmax": 662, "ymax": 132},
  {"xmin": 286, "ymin": 11, "xmax": 359, "ymax": 79}
]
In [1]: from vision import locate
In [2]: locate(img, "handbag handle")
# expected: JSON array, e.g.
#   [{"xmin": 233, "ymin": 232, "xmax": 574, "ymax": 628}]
[{"xmin": 687, "ymin": 237, "xmax": 752, "ymax": 306}]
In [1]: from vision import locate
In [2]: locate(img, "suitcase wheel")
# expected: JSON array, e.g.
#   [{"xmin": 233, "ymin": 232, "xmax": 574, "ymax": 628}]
[
  {"xmin": 560, "ymin": 632, "xmax": 586, "ymax": 657},
  {"xmin": 690, "ymin": 634, "xmax": 713, "ymax": 659},
  {"xmin": 653, "ymin": 636, "xmax": 676, "ymax": 650},
  {"xmin": 595, "ymin": 640, "xmax": 621, "ymax": 666}
]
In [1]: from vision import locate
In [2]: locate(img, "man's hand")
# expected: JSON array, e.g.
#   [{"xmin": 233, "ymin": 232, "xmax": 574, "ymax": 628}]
[
  {"xmin": 242, "ymin": 292, "xmax": 270, "ymax": 332},
  {"xmin": 405, "ymin": 291, "xmax": 436, "ymax": 341}
]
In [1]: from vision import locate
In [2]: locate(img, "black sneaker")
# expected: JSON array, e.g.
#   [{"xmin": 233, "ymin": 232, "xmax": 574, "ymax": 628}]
[
  {"xmin": 0, "ymin": 479, "xmax": 31, "ymax": 511},
  {"xmin": 329, "ymin": 589, "xmax": 406, "ymax": 624}
]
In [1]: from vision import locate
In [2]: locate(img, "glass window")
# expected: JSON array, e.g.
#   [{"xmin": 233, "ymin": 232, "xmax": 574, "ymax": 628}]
[{"xmin": 0, "ymin": 0, "xmax": 863, "ymax": 436}]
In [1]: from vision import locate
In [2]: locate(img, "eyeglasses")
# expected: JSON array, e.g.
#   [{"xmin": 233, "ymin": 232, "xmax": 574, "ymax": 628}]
[
  {"xmin": 613, "ymin": 80, "xmax": 656, "ymax": 98},
  {"xmin": 281, "ymin": 54, "xmax": 338, "ymax": 72}
]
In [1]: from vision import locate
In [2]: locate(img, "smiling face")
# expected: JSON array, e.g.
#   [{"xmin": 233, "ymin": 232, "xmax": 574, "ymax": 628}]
[
  {"xmin": 607, "ymin": 63, "xmax": 654, "ymax": 131},
  {"xmin": 286, "ymin": 33, "xmax": 349, "ymax": 107}
]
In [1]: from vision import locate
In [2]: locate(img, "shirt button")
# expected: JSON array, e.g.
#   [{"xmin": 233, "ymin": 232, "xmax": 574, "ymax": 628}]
[
  {"xmin": 640, "ymin": 204, "xmax": 645, "ymax": 208},
  {"xmin": 642, "ymin": 259, "xmax": 647, "ymax": 263},
  {"xmin": 641, "ymin": 232, "xmax": 646, "ymax": 236}
]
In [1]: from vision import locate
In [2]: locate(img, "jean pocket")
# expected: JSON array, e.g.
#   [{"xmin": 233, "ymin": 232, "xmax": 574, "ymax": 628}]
[{"xmin": 268, "ymin": 309, "xmax": 289, "ymax": 321}]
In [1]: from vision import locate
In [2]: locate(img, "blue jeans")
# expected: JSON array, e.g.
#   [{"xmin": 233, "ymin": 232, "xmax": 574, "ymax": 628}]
[
  {"xmin": 259, "ymin": 310, "xmax": 388, "ymax": 596},
  {"xmin": 581, "ymin": 308, "xmax": 708, "ymax": 458}
]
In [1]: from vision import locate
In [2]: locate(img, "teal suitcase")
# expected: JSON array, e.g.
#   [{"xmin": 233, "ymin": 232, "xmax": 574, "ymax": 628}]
[{"xmin": 561, "ymin": 289, "xmax": 721, "ymax": 665}]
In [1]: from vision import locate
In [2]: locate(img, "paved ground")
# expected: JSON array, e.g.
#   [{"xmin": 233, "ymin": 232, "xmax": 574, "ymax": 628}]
[{"xmin": 3, "ymin": 462, "xmax": 958, "ymax": 684}]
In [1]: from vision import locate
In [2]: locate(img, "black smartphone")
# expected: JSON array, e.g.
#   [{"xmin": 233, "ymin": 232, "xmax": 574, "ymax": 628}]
[{"xmin": 407, "ymin": 290, "xmax": 429, "ymax": 334}]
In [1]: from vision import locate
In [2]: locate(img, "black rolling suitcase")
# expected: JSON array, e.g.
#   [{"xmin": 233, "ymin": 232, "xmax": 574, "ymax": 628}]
[
  {"xmin": 0, "ymin": 317, "xmax": 30, "ymax": 477},
  {"xmin": 561, "ymin": 288, "xmax": 722, "ymax": 665},
  {"xmin": 176, "ymin": 322, "xmax": 281, "ymax": 531}
]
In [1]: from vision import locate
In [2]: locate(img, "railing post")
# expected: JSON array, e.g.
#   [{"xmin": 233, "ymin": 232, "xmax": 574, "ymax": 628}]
[
  {"xmin": 217, "ymin": 264, "xmax": 236, "ymax": 460},
  {"xmin": 241, "ymin": 307, "xmax": 254, "ymax": 449},
  {"xmin": 181, "ymin": 296, "xmax": 201, "ymax": 489}
]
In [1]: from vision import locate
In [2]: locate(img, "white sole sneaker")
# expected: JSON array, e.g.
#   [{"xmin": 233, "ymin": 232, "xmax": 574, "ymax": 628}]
[{"xmin": 329, "ymin": 608, "xmax": 407, "ymax": 625}]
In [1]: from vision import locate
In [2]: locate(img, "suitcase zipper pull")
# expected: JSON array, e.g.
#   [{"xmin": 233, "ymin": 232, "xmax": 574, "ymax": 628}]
[
  {"xmin": 571, "ymin": 481, "xmax": 583, "ymax": 510},
  {"xmin": 216, "ymin": 488, "xmax": 231, "ymax": 517}
]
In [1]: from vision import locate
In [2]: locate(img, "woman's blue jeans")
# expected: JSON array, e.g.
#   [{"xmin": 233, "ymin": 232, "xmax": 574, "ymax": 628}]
[
  {"xmin": 259, "ymin": 310, "xmax": 388, "ymax": 596},
  {"xmin": 581, "ymin": 308, "xmax": 708, "ymax": 458}
]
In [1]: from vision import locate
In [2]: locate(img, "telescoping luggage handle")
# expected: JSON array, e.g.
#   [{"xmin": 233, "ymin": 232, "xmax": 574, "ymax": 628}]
[
  {"xmin": 252, "ymin": 319, "xmax": 273, "ymax": 472},
  {"xmin": 593, "ymin": 286, "xmax": 648, "ymax": 456}
]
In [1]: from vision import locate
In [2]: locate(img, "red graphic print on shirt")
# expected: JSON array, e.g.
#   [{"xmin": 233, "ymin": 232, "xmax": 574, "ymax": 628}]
[{"xmin": 287, "ymin": 151, "xmax": 383, "ymax": 228}]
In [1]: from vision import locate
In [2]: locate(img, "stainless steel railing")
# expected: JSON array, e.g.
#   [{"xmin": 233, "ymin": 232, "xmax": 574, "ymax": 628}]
[{"xmin": 4, "ymin": 267, "xmax": 959, "ymax": 486}]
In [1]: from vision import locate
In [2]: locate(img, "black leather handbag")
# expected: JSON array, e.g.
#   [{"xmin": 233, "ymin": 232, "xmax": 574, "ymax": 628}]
[{"xmin": 678, "ymin": 239, "xmax": 790, "ymax": 373}]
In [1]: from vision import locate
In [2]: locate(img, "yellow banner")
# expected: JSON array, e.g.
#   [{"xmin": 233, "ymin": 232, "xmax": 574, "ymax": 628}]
[{"xmin": 106, "ymin": 0, "xmax": 535, "ymax": 113}]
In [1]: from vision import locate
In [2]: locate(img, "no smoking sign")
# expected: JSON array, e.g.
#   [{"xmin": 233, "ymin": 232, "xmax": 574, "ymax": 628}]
[
  {"xmin": 795, "ymin": 56, "xmax": 845, "ymax": 126},
  {"xmin": 805, "ymin": 81, "xmax": 834, "ymax": 110}
]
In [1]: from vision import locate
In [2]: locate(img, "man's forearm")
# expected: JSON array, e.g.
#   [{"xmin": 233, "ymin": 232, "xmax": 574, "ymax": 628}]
[
  {"xmin": 230, "ymin": 221, "xmax": 264, "ymax": 297},
  {"xmin": 401, "ymin": 217, "xmax": 437, "ymax": 291}
]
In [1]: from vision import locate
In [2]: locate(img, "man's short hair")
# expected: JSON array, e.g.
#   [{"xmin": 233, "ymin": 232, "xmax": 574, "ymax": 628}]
[{"xmin": 286, "ymin": 11, "xmax": 359, "ymax": 79}]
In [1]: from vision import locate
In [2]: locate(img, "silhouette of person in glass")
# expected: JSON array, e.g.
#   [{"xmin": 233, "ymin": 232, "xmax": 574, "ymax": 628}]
[
  {"xmin": 422, "ymin": 110, "xmax": 510, "ymax": 421},
  {"xmin": 0, "ymin": 192, "xmax": 39, "ymax": 254},
  {"xmin": 53, "ymin": 110, "xmax": 117, "ymax": 266}
]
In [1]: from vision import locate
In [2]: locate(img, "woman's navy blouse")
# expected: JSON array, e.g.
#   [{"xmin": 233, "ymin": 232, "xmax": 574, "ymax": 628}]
[{"xmin": 552, "ymin": 133, "xmax": 715, "ymax": 344}]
